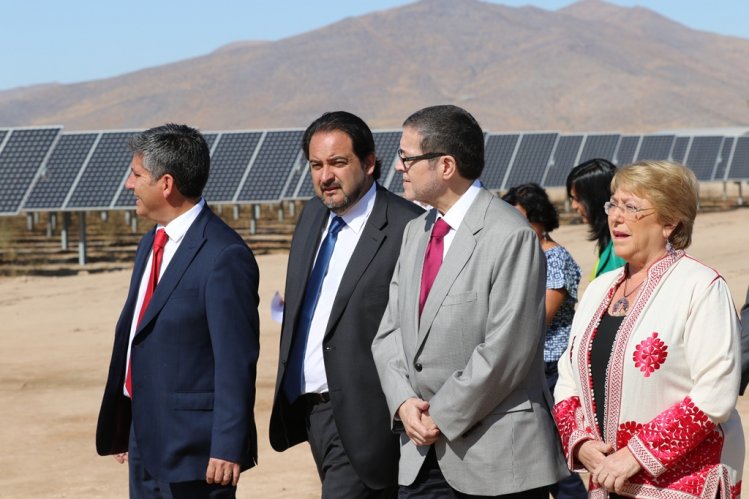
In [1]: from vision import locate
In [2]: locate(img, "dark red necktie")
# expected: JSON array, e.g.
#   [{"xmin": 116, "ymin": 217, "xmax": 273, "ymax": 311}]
[
  {"xmin": 419, "ymin": 218, "xmax": 451, "ymax": 317},
  {"xmin": 126, "ymin": 228, "xmax": 168, "ymax": 397}
]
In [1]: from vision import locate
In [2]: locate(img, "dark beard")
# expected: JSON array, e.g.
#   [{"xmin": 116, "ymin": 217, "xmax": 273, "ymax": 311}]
[
  {"xmin": 323, "ymin": 194, "xmax": 351, "ymax": 212},
  {"xmin": 318, "ymin": 180, "xmax": 370, "ymax": 214}
]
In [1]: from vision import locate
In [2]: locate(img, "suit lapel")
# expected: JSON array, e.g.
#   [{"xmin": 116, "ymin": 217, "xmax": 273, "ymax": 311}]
[
  {"xmin": 136, "ymin": 207, "xmax": 210, "ymax": 333},
  {"xmin": 416, "ymin": 189, "xmax": 491, "ymax": 344},
  {"xmin": 124, "ymin": 230, "xmax": 155, "ymax": 318},
  {"xmin": 282, "ymin": 202, "xmax": 328, "ymax": 347},
  {"xmin": 324, "ymin": 186, "xmax": 388, "ymax": 339},
  {"xmin": 408, "ymin": 211, "xmax": 435, "ymax": 341}
]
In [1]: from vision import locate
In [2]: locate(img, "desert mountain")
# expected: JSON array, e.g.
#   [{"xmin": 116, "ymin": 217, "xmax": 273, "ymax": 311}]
[{"xmin": 2, "ymin": 0, "xmax": 748, "ymax": 133}]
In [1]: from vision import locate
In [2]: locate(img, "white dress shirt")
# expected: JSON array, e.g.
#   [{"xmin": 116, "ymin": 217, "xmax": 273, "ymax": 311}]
[
  {"xmin": 438, "ymin": 179, "xmax": 481, "ymax": 257},
  {"xmin": 123, "ymin": 199, "xmax": 206, "ymax": 396},
  {"xmin": 303, "ymin": 182, "xmax": 377, "ymax": 394}
]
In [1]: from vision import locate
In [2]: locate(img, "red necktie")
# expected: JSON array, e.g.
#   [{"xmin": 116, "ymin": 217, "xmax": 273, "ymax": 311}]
[
  {"xmin": 419, "ymin": 218, "xmax": 451, "ymax": 317},
  {"xmin": 126, "ymin": 228, "xmax": 168, "ymax": 397}
]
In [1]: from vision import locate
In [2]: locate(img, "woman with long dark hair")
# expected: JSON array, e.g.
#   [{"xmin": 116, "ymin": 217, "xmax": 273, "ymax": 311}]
[{"xmin": 566, "ymin": 158, "xmax": 625, "ymax": 278}]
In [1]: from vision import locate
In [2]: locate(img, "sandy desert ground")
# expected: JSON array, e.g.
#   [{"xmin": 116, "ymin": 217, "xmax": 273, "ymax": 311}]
[{"xmin": 1, "ymin": 208, "xmax": 748, "ymax": 498}]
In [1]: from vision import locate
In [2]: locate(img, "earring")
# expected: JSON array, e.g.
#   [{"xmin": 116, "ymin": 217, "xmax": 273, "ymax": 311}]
[{"xmin": 666, "ymin": 240, "xmax": 675, "ymax": 255}]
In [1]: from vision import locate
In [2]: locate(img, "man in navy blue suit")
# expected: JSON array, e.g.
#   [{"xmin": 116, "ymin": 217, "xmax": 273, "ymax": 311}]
[{"xmin": 96, "ymin": 124, "xmax": 260, "ymax": 498}]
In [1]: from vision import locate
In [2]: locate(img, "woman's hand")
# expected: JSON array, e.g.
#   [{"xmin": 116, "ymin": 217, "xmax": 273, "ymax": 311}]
[
  {"xmin": 592, "ymin": 447, "xmax": 642, "ymax": 494},
  {"xmin": 575, "ymin": 440, "xmax": 612, "ymax": 472}
]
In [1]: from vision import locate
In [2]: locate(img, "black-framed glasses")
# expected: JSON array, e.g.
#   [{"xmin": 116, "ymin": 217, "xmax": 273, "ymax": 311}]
[{"xmin": 397, "ymin": 149, "xmax": 447, "ymax": 171}]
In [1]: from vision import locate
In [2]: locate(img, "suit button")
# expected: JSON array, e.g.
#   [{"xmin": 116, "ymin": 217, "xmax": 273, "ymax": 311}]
[{"xmin": 414, "ymin": 363, "xmax": 422, "ymax": 372}]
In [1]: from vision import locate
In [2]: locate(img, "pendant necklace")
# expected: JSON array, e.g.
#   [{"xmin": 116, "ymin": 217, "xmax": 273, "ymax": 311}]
[{"xmin": 610, "ymin": 277, "xmax": 644, "ymax": 317}]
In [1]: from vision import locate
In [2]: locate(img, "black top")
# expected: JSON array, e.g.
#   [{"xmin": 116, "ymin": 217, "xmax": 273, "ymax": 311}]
[{"xmin": 590, "ymin": 312, "xmax": 624, "ymax": 437}]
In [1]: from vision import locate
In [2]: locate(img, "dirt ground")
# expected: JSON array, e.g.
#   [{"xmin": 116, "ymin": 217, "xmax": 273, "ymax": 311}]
[{"xmin": 1, "ymin": 208, "xmax": 747, "ymax": 498}]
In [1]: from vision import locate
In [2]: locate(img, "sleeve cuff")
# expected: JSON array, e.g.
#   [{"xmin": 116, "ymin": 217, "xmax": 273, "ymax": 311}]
[{"xmin": 627, "ymin": 435, "xmax": 666, "ymax": 477}]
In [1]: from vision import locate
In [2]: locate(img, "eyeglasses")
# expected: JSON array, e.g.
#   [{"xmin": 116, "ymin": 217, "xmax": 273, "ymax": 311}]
[
  {"xmin": 604, "ymin": 200, "xmax": 655, "ymax": 219},
  {"xmin": 397, "ymin": 149, "xmax": 447, "ymax": 171}
]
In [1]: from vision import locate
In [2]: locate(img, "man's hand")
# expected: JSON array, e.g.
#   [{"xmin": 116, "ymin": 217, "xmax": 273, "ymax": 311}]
[
  {"xmin": 113, "ymin": 452, "xmax": 128, "ymax": 464},
  {"xmin": 575, "ymin": 440, "xmax": 612, "ymax": 473},
  {"xmin": 592, "ymin": 447, "xmax": 641, "ymax": 494},
  {"xmin": 397, "ymin": 398, "xmax": 440, "ymax": 446},
  {"xmin": 206, "ymin": 458, "xmax": 241, "ymax": 487}
]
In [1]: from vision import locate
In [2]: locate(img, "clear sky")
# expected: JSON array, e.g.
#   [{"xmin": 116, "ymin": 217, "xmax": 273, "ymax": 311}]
[{"xmin": 2, "ymin": 0, "xmax": 746, "ymax": 92}]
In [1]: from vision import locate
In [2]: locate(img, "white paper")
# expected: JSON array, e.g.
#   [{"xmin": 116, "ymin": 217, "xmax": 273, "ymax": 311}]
[{"xmin": 270, "ymin": 291, "xmax": 284, "ymax": 324}]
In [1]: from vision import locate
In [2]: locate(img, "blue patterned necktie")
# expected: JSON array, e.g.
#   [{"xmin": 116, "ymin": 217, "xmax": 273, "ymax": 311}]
[{"xmin": 283, "ymin": 216, "xmax": 346, "ymax": 403}]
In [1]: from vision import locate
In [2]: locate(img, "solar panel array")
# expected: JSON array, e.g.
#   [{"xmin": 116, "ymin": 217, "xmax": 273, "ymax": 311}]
[
  {"xmin": 1, "ymin": 126, "xmax": 747, "ymax": 216},
  {"xmin": 204, "ymin": 132, "xmax": 263, "ymax": 203},
  {"xmin": 506, "ymin": 133, "xmax": 557, "ymax": 188},
  {"xmin": 482, "ymin": 134, "xmax": 520, "ymax": 190},
  {"xmin": 614, "ymin": 136, "xmax": 640, "ymax": 165},
  {"xmin": 0, "ymin": 127, "xmax": 62, "ymax": 214},
  {"xmin": 728, "ymin": 137, "xmax": 749, "ymax": 181},
  {"xmin": 543, "ymin": 135, "xmax": 584, "ymax": 188},
  {"xmin": 714, "ymin": 137, "xmax": 734, "ymax": 181},
  {"xmin": 67, "ymin": 131, "xmax": 135, "ymax": 210},
  {"xmin": 377, "ymin": 131, "xmax": 407, "ymax": 194},
  {"xmin": 237, "ymin": 130, "xmax": 303, "ymax": 203},
  {"xmin": 25, "ymin": 132, "xmax": 98, "ymax": 211}
]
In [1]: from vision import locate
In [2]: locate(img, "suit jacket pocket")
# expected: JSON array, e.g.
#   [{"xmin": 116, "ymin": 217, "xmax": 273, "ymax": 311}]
[
  {"xmin": 170, "ymin": 391, "xmax": 214, "ymax": 411},
  {"xmin": 442, "ymin": 291, "xmax": 477, "ymax": 306}
]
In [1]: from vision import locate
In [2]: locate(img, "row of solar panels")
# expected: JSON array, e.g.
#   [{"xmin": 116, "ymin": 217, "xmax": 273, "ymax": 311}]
[{"xmin": 1, "ymin": 126, "xmax": 748, "ymax": 215}]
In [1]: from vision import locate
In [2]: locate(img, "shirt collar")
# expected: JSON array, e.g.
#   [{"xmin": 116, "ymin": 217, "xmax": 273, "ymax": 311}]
[
  {"xmin": 440, "ymin": 180, "xmax": 481, "ymax": 231},
  {"xmin": 159, "ymin": 198, "xmax": 206, "ymax": 243},
  {"xmin": 328, "ymin": 181, "xmax": 377, "ymax": 235}
]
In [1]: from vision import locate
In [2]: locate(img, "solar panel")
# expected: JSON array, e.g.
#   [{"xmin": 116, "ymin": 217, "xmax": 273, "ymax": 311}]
[
  {"xmin": 543, "ymin": 135, "xmax": 584, "ymax": 187},
  {"xmin": 670, "ymin": 136, "xmax": 690, "ymax": 164},
  {"xmin": 713, "ymin": 137, "xmax": 734, "ymax": 181},
  {"xmin": 726, "ymin": 136, "xmax": 749, "ymax": 180},
  {"xmin": 578, "ymin": 134, "xmax": 620, "ymax": 164},
  {"xmin": 684, "ymin": 136, "xmax": 722, "ymax": 181},
  {"xmin": 504, "ymin": 133, "xmax": 557, "ymax": 188},
  {"xmin": 0, "ymin": 127, "xmax": 62, "ymax": 214},
  {"xmin": 281, "ymin": 153, "xmax": 309, "ymax": 199},
  {"xmin": 636, "ymin": 135, "xmax": 675, "ymax": 161},
  {"xmin": 236, "ymin": 130, "xmax": 303, "ymax": 203},
  {"xmin": 204, "ymin": 133, "xmax": 219, "ymax": 151},
  {"xmin": 481, "ymin": 134, "xmax": 520, "ymax": 190},
  {"xmin": 614, "ymin": 136, "xmax": 641, "ymax": 166},
  {"xmin": 66, "ymin": 132, "xmax": 133, "ymax": 210},
  {"xmin": 388, "ymin": 169, "xmax": 406, "ymax": 194},
  {"xmin": 203, "ymin": 132, "xmax": 262, "ymax": 204},
  {"xmin": 24, "ymin": 133, "xmax": 98, "ymax": 211},
  {"xmin": 296, "ymin": 167, "xmax": 317, "ymax": 199},
  {"xmin": 374, "ymin": 131, "xmax": 403, "ymax": 193}
]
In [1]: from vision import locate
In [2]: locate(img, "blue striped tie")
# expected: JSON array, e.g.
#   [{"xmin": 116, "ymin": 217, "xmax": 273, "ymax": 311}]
[{"xmin": 283, "ymin": 216, "xmax": 346, "ymax": 403}]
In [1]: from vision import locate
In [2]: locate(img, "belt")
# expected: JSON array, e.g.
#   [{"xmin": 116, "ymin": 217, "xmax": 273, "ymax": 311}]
[{"xmin": 300, "ymin": 392, "xmax": 330, "ymax": 407}]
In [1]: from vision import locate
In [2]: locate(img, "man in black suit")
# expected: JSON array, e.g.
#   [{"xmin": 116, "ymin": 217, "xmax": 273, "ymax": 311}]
[
  {"xmin": 269, "ymin": 111, "xmax": 423, "ymax": 497},
  {"xmin": 96, "ymin": 124, "xmax": 260, "ymax": 498}
]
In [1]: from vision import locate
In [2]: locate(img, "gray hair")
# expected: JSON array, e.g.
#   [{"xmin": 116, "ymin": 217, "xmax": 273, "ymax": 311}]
[{"xmin": 128, "ymin": 123, "xmax": 210, "ymax": 199}]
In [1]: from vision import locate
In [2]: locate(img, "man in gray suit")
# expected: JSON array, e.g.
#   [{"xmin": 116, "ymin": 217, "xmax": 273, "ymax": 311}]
[
  {"xmin": 372, "ymin": 105, "xmax": 569, "ymax": 498},
  {"xmin": 270, "ymin": 111, "xmax": 423, "ymax": 497}
]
